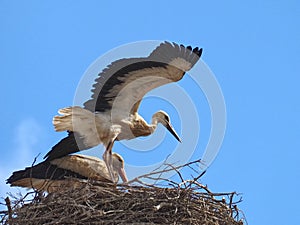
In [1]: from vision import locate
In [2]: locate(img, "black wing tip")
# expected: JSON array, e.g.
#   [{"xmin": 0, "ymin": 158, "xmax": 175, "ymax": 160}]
[
  {"xmin": 6, "ymin": 161, "xmax": 48, "ymax": 184},
  {"xmin": 164, "ymin": 41, "xmax": 202, "ymax": 54},
  {"xmin": 193, "ymin": 47, "xmax": 203, "ymax": 59},
  {"xmin": 6, "ymin": 169, "xmax": 31, "ymax": 184},
  {"xmin": 7, "ymin": 160, "xmax": 88, "ymax": 184},
  {"xmin": 150, "ymin": 41, "xmax": 203, "ymax": 67},
  {"xmin": 6, "ymin": 175, "xmax": 13, "ymax": 184}
]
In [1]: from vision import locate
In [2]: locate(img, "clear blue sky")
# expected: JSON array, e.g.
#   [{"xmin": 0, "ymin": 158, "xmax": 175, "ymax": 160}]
[{"xmin": 0, "ymin": 1, "xmax": 299, "ymax": 224}]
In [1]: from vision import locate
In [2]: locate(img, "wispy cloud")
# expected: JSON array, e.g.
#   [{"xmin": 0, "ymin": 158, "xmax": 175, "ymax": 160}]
[
  {"xmin": 13, "ymin": 118, "xmax": 42, "ymax": 163},
  {"xmin": 0, "ymin": 118, "xmax": 43, "ymax": 208}
]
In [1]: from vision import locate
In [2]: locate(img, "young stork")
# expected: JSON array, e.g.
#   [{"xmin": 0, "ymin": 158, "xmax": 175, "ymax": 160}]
[
  {"xmin": 44, "ymin": 41, "xmax": 202, "ymax": 182},
  {"xmin": 7, "ymin": 153, "xmax": 127, "ymax": 192}
]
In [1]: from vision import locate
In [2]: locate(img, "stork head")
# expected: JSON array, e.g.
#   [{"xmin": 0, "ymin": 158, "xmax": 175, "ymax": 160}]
[
  {"xmin": 152, "ymin": 111, "xmax": 182, "ymax": 143},
  {"xmin": 112, "ymin": 153, "xmax": 128, "ymax": 183}
]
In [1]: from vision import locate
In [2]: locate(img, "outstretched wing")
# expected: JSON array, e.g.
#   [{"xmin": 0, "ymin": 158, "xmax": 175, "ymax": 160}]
[{"xmin": 84, "ymin": 41, "xmax": 202, "ymax": 116}]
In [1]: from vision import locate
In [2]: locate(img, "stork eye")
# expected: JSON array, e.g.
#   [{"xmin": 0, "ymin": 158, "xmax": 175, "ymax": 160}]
[
  {"xmin": 164, "ymin": 115, "xmax": 170, "ymax": 122},
  {"xmin": 115, "ymin": 155, "xmax": 123, "ymax": 162}
]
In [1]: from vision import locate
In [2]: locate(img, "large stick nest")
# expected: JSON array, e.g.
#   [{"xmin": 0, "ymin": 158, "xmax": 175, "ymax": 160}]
[{"xmin": 1, "ymin": 160, "xmax": 246, "ymax": 225}]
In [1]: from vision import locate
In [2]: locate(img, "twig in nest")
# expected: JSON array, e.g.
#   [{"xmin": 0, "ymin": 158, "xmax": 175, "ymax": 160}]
[
  {"xmin": 127, "ymin": 158, "xmax": 202, "ymax": 185},
  {"xmin": 4, "ymin": 197, "xmax": 12, "ymax": 221},
  {"xmin": 164, "ymin": 163, "xmax": 186, "ymax": 188},
  {"xmin": 186, "ymin": 170, "xmax": 207, "ymax": 188}
]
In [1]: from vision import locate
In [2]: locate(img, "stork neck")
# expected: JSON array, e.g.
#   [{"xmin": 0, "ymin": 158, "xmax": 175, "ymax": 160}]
[
  {"xmin": 150, "ymin": 118, "xmax": 159, "ymax": 133},
  {"xmin": 151, "ymin": 117, "xmax": 158, "ymax": 125}
]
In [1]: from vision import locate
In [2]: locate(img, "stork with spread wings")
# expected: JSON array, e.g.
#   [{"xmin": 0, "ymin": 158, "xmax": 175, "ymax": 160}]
[{"xmin": 44, "ymin": 41, "xmax": 202, "ymax": 182}]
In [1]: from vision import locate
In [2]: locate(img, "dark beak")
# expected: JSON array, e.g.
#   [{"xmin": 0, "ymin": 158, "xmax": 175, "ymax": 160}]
[{"xmin": 165, "ymin": 122, "xmax": 182, "ymax": 143}]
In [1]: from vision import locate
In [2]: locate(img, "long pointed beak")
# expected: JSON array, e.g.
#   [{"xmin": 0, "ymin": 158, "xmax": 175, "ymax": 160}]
[
  {"xmin": 118, "ymin": 167, "xmax": 128, "ymax": 183},
  {"xmin": 103, "ymin": 151, "xmax": 116, "ymax": 183},
  {"xmin": 165, "ymin": 122, "xmax": 182, "ymax": 143}
]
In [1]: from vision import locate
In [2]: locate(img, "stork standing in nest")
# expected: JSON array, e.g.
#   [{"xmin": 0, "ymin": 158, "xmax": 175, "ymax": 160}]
[{"xmin": 44, "ymin": 41, "xmax": 202, "ymax": 182}]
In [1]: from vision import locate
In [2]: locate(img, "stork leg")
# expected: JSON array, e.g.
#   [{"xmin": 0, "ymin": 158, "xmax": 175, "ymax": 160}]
[{"xmin": 103, "ymin": 140, "xmax": 116, "ymax": 183}]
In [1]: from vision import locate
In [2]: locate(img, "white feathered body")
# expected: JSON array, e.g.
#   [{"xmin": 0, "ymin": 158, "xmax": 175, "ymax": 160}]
[{"xmin": 53, "ymin": 106, "xmax": 154, "ymax": 148}]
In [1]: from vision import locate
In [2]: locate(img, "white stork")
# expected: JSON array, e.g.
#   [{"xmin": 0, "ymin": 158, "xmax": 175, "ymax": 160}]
[
  {"xmin": 44, "ymin": 41, "xmax": 202, "ymax": 182},
  {"xmin": 7, "ymin": 153, "xmax": 127, "ymax": 192}
]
